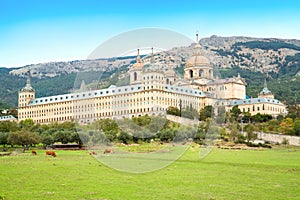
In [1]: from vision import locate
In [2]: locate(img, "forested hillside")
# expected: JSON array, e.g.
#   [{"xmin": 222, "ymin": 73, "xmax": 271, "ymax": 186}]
[{"xmin": 0, "ymin": 66, "xmax": 127, "ymax": 107}]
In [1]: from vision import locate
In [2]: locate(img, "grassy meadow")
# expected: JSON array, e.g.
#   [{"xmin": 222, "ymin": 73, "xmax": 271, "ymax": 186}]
[{"xmin": 0, "ymin": 145, "xmax": 300, "ymax": 200}]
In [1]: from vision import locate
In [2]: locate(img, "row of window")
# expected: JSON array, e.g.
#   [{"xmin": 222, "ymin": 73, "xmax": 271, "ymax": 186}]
[
  {"xmin": 31, "ymin": 86, "xmax": 143, "ymax": 105},
  {"xmin": 241, "ymin": 105, "xmax": 285, "ymax": 113},
  {"xmin": 164, "ymin": 86, "xmax": 203, "ymax": 96},
  {"xmin": 23, "ymin": 107, "xmax": 167, "ymax": 123},
  {"xmin": 234, "ymin": 99, "xmax": 280, "ymax": 105},
  {"xmin": 28, "ymin": 83, "xmax": 206, "ymax": 106},
  {"xmin": 20, "ymin": 94, "xmax": 34, "ymax": 98}
]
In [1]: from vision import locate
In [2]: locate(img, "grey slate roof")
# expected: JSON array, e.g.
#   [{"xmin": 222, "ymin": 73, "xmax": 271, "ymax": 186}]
[
  {"xmin": 0, "ymin": 115, "xmax": 16, "ymax": 121},
  {"xmin": 230, "ymin": 98, "xmax": 283, "ymax": 106}
]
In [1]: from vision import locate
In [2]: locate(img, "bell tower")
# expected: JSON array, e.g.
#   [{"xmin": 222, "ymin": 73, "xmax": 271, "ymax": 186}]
[
  {"xmin": 129, "ymin": 49, "xmax": 143, "ymax": 85},
  {"xmin": 184, "ymin": 33, "xmax": 213, "ymax": 84},
  {"xmin": 18, "ymin": 71, "xmax": 35, "ymax": 108}
]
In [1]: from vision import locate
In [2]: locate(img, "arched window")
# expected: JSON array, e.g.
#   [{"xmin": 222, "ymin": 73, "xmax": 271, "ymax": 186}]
[
  {"xmin": 189, "ymin": 70, "xmax": 193, "ymax": 78},
  {"xmin": 166, "ymin": 79, "xmax": 169, "ymax": 84},
  {"xmin": 134, "ymin": 72, "xmax": 137, "ymax": 81},
  {"xmin": 199, "ymin": 69, "xmax": 203, "ymax": 77}
]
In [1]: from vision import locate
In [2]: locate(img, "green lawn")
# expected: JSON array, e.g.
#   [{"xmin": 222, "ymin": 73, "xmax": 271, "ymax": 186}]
[{"xmin": 0, "ymin": 146, "xmax": 300, "ymax": 200}]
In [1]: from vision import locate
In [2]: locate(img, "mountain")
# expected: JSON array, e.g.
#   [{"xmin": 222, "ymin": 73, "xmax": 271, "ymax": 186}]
[
  {"xmin": 1, "ymin": 36, "xmax": 300, "ymax": 108},
  {"xmin": 9, "ymin": 56, "xmax": 136, "ymax": 78}
]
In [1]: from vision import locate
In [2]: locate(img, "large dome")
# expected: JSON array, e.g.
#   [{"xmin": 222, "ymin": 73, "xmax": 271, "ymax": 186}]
[
  {"xmin": 186, "ymin": 54, "xmax": 210, "ymax": 67},
  {"xmin": 185, "ymin": 42, "xmax": 210, "ymax": 67}
]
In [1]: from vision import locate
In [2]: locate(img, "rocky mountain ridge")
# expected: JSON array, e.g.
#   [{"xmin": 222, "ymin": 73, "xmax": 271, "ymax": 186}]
[{"xmin": 9, "ymin": 35, "xmax": 300, "ymax": 79}]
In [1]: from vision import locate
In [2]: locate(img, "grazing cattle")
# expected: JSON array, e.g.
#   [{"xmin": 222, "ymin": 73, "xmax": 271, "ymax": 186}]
[
  {"xmin": 46, "ymin": 150, "xmax": 56, "ymax": 157},
  {"xmin": 103, "ymin": 149, "xmax": 113, "ymax": 154},
  {"xmin": 89, "ymin": 151, "xmax": 97, "ymax": 155},
  {"xmin": 31, "ymin": 150, "xmax": 37, "ymax": 155}
]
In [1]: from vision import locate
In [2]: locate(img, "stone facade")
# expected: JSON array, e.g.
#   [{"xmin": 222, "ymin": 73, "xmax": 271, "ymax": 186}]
[{"xmin": 18, "ymin": 37, "xmax": 287, "ymax": 124}]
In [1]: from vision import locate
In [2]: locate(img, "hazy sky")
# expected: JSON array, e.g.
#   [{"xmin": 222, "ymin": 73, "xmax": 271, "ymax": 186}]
[{"xmin": 1, "ymin": 0, "xmax": 300, "ymax": 67}]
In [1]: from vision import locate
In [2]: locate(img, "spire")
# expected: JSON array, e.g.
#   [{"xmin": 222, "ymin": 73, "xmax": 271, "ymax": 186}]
[
  {"xmin": 264, "ymin": 77, "xmax": 268, "ymax": 89},
  {"xmin": 194, "ymin": 32, "xmax": 201, "ymax": 55},
  {"xmin": 131, "ymin": 48, "xmax": 143, "ymax": 70},
  {"xmin": 151, "ymin": 47, "xmax": 154, "ymax": 64},
  {"xmin": 20, "ymin": 70, "xmax": 34, "ymax": 92},
  {"xmin": 167, "ymin": 56, "xmax": 173, "ymax": 71},
  {"xmin": 259, "ymin": 76, "xmax": 272, "ymax": 95},
  {"xmin": 166, "ymin": 56, "xmax": 176, "ymax": 77},
  {"xmin": 263, "ymin": 70, "xmax": 269, "ymax": 90},
  {"xmin": 26, "ymin": 70, "xmax": 32, "ymax": 88},
  {"xmin": 136, "ymin": 48, "xmax": 141, "ymax": 63}
]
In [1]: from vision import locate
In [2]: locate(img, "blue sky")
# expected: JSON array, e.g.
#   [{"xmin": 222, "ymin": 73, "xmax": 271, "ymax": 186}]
[{"xmin": 1, "ymin": 0, "xmax": 300, "ymax": 67}]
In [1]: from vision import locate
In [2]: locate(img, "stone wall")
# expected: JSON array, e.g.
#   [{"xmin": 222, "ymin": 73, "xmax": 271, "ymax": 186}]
[
  {"xmin": 256, "ymin": 132, "xmax": 300, "ymax": 146},
  {"xmin": 166, "ymin": 115, "xmax": 200, "ymax": 126},
  {"xmin": 166, "ymin": 115, "xmax": 300, "ymax": 146}
]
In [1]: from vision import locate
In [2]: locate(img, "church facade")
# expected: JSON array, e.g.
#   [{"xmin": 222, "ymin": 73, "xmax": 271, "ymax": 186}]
[{"xmin": 18, "ymin": 37, "xmax": 287, "ymax": 124}]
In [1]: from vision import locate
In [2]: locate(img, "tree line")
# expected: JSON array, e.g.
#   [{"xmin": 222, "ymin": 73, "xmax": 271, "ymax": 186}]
[
  {"xmin": 1, "ymin": 104, "xmax": 299, "ymax": 152},
  {"xmin": 0, "ymin": 116, "xmax": 216, "ymax": 152},
  {"xmin": 167, "ymin": 104, "xmax": 300, "ymax": 138}
]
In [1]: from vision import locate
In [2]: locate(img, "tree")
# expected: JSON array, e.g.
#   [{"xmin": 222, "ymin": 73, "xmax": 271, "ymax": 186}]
[
  {"xmin": 276, "ymin": 114, "xmax": 284, "ymax": 122},
  {"xmin": 99, "ymin": 119, "xmax": 119, "ymax": 133},
  {"xmin": 0, "ymin": 132, "xmax": 8, "ymax": 151},
  {"xmin": 193, "ymin": 126, "xmax": 206, "ymax": 144},
  {"xmin": 279, "ymin": 118, "xmax": 294, "ymax": 135},
  {"xmin": 158, "ymin": 129, "xmax": 174, "ymax": 142},
  {"xmin": 54, "ymin": 130, "xmax": 72, "ymax": 144},
  {"xmin": 230, "ymin": 105, "xmax": 241, "ymax": 122},
  {"xmin": 268, "ymin": 119, "xmax": 280, "ymax": 132},
  {"xmin": 244, "ymin": 124, "xmax": 257, "ymax": 143},
  {"xmin": 215, "ymin": 106, "xmax": 226, "ymax": 124},
  {"xmin": 199, "ymin": 105, "xmax": 214, "ymax": 121},
  {"xmin": 70, "ymin": 131, "xmax": 85, "ymax": 145},
  {"xmin": 0, "ymin": 121, "xmax": 18, "ymax": 132},
  {"xmin": 8, "ymin": 130, "xmax": 40, "ymax": 152},
  {"xmin": 241, "ymin": 112, "xmax": 251, "ymax": 123},
  {"xmin": 19, "ymin": 119, "xmax": 35, "ymax": 130},
  {"xmin": 118, "ymin": 131, "xmax": 133, "ymax": 144},
  {"xmin": 287, "ymin": 105, "xmax": 300, "ymax": 120},
  {"xmin": 181, "ymin": 106, "xmax": 198, "ymax": 120},
  {"xmin": 166, "ymin": 106, "xmax": 180, "ymax": 116},
  {"xmin": 40, "ymin": 134, "xmax": 54, "ymax": 146},
  {"xmin": 104, "ymin": 130, "xmax": 117, "ymax": 142},
  {"xmin": 251, "ymin": 113, "xmax": 272, "ymax": 123},
  {"xmin": 228, "ymin": 122, "xmax": 240, "ymax": 142},
  {"xmin": 251, "ymin": 113, "xmax": 262, "ymax": 123},
  {"xmin": 293, "ymin": 119, "xmax": 300, "ymax": 136}
]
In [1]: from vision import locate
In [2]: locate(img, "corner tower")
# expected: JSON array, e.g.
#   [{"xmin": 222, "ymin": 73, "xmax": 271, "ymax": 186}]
[
  {"xmin": 18, "ymin": 71, "xmax": 35, "ymax": 108},
  {"xmin": 184, "ymin": 33, "xmax": 213, "ymax": 84},
  {"xmin": 165, "ymin": 56, "xmax": 177, "ymax": 85}
]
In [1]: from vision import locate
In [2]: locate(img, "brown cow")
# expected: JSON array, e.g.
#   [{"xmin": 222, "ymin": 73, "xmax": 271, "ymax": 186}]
[
  {"xmin": 46, "ymin": 150, "xmax": 56, "ymax": 157},
  {"xmin": 31, "ymin": 150, "xmax": 37, "ymax": 155},
  {"xmin": 89, "ymin": 151, "xmax": 97, "ymax": 155},
  {"xmin": 103, "ymin": 149, "xmax": 113, "ymax": 154}
]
